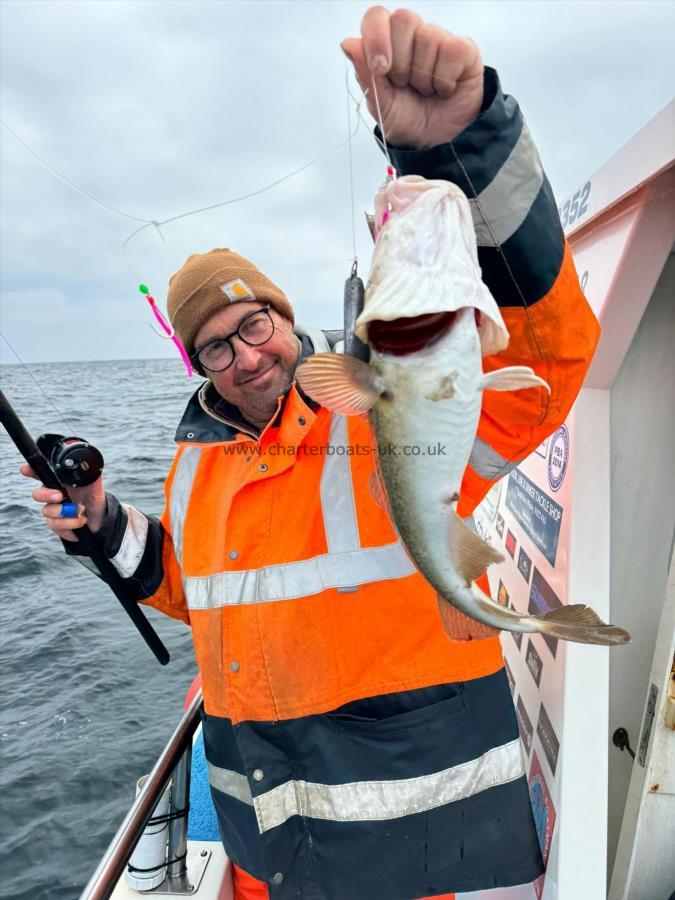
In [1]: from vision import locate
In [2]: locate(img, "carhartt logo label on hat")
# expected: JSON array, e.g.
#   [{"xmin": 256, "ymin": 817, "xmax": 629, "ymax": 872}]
[{"xmin": 220, "ymin": 278, "xmax": 256, "ymax": 302}]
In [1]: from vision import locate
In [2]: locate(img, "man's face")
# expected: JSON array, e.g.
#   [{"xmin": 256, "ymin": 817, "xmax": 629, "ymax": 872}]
[{"xmin": 193, "ymin": 302, "xmax": 300, "ymax": 415}]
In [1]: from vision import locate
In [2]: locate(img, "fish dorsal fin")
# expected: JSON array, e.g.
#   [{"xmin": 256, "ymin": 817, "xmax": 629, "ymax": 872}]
[
  {"xmin": 296, "ymin": 353, "xmax": 385, "ymax": 415},
  {"xmin": 482, "ymin": 366, "xmax": 551, "ymax": 393},
  {"xmin": 449, "ymin": 512, "xmax": 504, "ymax": 585}
]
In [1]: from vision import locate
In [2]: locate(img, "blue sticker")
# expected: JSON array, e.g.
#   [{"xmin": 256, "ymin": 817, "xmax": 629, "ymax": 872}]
[
  {"xmin": 518, "ymin": 547, "xmax": 532, "ymax": 583},
  {"xmin": 505, "ymin": 470, "xmax": 563, "ymax": 566},
  {"xmin": 528, "ymin": 568, "xmax": 563, "ymax": 657}
]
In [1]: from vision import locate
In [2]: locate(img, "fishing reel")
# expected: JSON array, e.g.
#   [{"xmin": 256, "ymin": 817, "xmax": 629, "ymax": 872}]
[{"xmin": 36, "ymin": 433, "xmax": 104, "ymax": 487}]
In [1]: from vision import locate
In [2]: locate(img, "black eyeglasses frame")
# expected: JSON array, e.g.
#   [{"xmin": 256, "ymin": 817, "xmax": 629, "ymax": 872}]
[{"xmin": 190, "ymin": 304, "xmax": 274, "ymax": 374}]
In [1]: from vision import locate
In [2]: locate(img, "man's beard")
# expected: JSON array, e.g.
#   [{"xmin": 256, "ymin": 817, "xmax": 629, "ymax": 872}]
[{"xmin": 239, "ymin": 359, "xmax": 295, "ymax": 414}]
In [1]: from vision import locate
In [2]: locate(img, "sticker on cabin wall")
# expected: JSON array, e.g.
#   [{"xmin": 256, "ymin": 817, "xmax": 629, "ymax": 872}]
[
  {"xmin": 518, "ymin": 547, "xmax": 532, "ymax": 583},
  {"xmin": 528, "ymin": 568, "xmax": 563, "ymax": 657},
  {"xmin": 505, "ymin": 469, "xmax": 563, "ymax": 566},
  {"xmin": 516, "ymin": 695, "xmax": 534, "ymax": 754},
  {"xmin": 529, "ymin": 751, "xmax": 557, "ymax": 899},
  {"xmin": 547, "ymin": 425, "xmax": 569, "ymax": 492},
  {"xmin": 536, "ymin": 703, "xmax": 560, "ymax": 775},
  {"xmin": 496, "ymin": 512, "xmax": 505, "ymax": 537},
  {"xmin": 505, "ymin": 529, "xmax": 517, "ymax": 558},
  {"xmin": 497, "ymin": 580, "xmax": 509, "ymax": 607},
  {"xmin": 525, "ymin": 639, "xmax": 543, "ymax": 687}
]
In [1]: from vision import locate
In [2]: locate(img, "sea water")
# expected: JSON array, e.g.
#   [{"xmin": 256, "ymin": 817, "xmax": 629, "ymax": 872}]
[{"xmin": 0, "ymin": 359, "xmax": 200, "ymax": 899}]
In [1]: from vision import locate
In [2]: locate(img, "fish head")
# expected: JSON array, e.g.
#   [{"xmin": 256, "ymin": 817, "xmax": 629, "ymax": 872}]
[{"xmin": 359, "ymin": 175, "xmax": 509, "ymax": 357}]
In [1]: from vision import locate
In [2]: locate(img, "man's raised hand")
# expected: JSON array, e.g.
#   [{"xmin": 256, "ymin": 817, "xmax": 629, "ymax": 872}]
[{"xmin": 342, "ymin": 6, "xmax": 484, "ymax": 150}]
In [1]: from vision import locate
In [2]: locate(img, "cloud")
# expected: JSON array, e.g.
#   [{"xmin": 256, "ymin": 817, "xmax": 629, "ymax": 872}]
[{"xmin": 1, "ymin": 0, "xmax": 674, "ymax": 362}]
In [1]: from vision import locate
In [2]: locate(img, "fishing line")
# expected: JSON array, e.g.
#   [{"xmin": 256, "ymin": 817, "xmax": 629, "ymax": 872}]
[
  {"xmin": 370, "ymin": 75, "xmax": 393, "ymax": 169},
  {"xmin": 0, "ymin": 332, "xmax": 76, "ymax": 433},
  {"xmin": 345, "ymin": 81, "xmax": 388, "ymax": 160},
  {"xmin": 5, "ymin": 56, "xmax": 537, "ymax": 362},
  {"xmin": 0, "ymin": 118, "xmax": 151, "ymax": 226},
  {"xmin": 121, "ymin": 106, "xmax": 366, "ymax": 279},
  {"xmin": 345, "ymin": 60, "xmax": 358, "ymax": 266},
  {"xmin": 2, "ymin": 91, "xmax": 369, "ymax": 284},
  {"xmin": 3, "ymin": 67, "xmax": 372, "ymax": 382}
]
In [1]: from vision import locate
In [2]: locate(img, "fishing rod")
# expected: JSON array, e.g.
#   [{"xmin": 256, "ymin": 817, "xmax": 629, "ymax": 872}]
[{"xmin": 0, "ymin": 389, "xmax": 170, "ymax": 665}]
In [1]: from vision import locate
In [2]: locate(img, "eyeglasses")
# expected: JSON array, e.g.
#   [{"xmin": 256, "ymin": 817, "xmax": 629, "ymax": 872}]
[{"xmin": 192, "ymin": 305, "xmax": 275, "ymax": 373}]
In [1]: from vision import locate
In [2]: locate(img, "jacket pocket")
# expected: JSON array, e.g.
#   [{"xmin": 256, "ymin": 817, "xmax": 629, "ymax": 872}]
[{"xmin": 327, "ymin": 683, "xmax": 466, "ymax": 738}]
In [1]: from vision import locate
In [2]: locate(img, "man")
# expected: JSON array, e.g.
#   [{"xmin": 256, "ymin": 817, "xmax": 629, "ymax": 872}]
[{"xmin": 24, "ymin": 7, "xmax": 600, "ymax": 899}]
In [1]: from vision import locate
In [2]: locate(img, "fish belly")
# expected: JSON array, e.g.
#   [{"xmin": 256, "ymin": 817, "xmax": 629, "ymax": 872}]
[{"xmin": 371, "ymin": 309, "xmax": 483, "ymax": 596}]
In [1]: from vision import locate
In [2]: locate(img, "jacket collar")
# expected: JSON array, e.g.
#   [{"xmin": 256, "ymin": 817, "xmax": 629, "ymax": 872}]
[{"xmin": 174, "ymin": 328, "xmax": 325, "ymax": 445}]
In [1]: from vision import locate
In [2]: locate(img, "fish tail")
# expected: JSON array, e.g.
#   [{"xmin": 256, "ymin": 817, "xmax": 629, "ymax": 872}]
[
  {"xmin": 533, "ymin": 605, "xmax": 631, "ymax": 646},
  {"xmin": 468, "ymin": 583, "xmax": 631, "ymax": 647}
]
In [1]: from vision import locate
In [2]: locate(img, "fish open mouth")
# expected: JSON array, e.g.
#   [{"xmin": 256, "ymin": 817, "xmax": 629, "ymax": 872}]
[{"xmin": 367, "ymin": 311, "xmax": 459, "ymax": 356}]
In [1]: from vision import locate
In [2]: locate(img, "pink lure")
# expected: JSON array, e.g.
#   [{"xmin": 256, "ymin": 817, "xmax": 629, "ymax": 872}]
[{"xmin": 139, "ymin": 285, "xmax": 193, "ymax": 378}]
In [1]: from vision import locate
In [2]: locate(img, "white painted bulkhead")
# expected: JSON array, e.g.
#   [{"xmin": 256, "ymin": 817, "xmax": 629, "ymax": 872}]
[{"xmin": 607, "ymin": 251, "xmax": 675, "ymax": 895}]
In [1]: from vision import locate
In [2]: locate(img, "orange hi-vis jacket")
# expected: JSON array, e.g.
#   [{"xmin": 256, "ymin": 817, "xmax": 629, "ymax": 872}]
[
  {"xmin": 143, "ymin": 241, "xmax": 598, "ymax": 726},
  {"xmin": 69, "ymin": 69, "xmax": 600, "ymax": 899}
]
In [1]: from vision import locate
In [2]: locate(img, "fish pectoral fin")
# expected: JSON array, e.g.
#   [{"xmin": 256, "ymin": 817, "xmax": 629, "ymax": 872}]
[
  {"xmin": 449, "ymin": 512, "xmax": 504, "ymax": 585},
  {"xmin": 481, "ymin": 366, "xmax": 551, "ymax": 394},
  {"xmin": 295, "ymin": 353, "xmax": 385, "ymax": 415},
  {"xmin": 436, "ymin": 596, "xmax": 500, "ymax": 642}
]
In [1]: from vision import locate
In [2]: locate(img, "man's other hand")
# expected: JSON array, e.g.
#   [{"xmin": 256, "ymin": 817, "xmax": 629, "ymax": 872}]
[
  {"xmin": 342, "ymin": 6, "xmax": 484, "ymax": 149},
  {"xmin": 20, "ymin": 464, "xmax": 106, "ymax": 542}
]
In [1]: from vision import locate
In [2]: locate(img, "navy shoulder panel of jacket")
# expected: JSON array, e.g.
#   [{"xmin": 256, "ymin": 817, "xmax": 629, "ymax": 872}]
[{"xmin": 376, "ymin": 66, "xmax": 563, "ymax": 309}]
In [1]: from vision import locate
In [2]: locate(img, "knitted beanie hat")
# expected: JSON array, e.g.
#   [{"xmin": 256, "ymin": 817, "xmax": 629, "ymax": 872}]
[{"xmin": 167, "ymin": 248, "xmax": 294, "ymax": 356}]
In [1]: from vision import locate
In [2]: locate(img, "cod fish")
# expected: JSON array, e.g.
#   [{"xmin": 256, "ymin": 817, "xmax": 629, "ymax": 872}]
[{"xmin": 297, "ymin": 175, "xmax": 630, "ymax": 647}]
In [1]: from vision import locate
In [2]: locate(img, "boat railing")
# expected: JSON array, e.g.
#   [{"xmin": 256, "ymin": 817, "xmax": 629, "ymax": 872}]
[{"xmin": 80, "ymin": 687, "xmax": 205, "ymax": 899}]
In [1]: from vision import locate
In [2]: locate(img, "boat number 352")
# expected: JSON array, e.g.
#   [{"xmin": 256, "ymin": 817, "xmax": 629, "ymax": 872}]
[{"xmin": 559, "ymin": 180, "xmax": 591, "ymax": 229}]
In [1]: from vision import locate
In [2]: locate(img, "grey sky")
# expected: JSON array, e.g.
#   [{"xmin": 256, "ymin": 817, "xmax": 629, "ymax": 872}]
[{"xmin": 1, "ymin": 0, "xmax": 674, "ymax": 366}]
